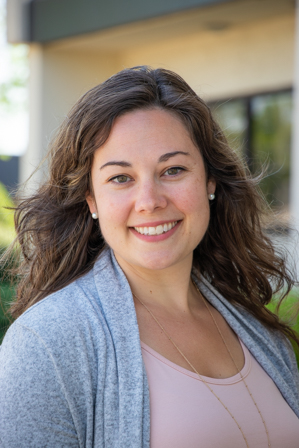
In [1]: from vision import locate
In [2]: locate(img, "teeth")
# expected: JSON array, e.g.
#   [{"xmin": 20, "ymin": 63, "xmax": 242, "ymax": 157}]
[
  {"xmin": 149, "ymin": 227, "xmax": 156, "ymax": 235},
  {"xmin": 156, "ymin": 225, "xmax": 164, "ymax": 235},
  {"xmin": 134, "ymin": 221, "xmax": 177, "ymax": 236}
]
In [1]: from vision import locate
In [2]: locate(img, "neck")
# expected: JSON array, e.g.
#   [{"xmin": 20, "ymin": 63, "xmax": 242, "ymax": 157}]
[{"xmin": 114, "ymin": 251, "xmax": 200, "ymax": 314}]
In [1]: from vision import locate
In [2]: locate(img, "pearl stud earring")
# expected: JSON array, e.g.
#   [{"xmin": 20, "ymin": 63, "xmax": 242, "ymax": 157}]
[
  {"xmin": 91, "ymin": 212, "xmax": 98, "ymax": 219},
  {"xmin": 208, "ymin": 193, "xmax": 215, "ymax": 201}
]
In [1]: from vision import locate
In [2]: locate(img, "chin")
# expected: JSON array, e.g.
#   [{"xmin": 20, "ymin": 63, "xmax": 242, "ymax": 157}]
[{"xmin": 134, "ymin": 251, "xmax": 189, "ymax": 272}]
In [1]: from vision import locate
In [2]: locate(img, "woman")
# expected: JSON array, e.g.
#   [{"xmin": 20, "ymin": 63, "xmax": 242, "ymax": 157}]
[{"xmin": 0, "ymin": 66, "xmax": 298, "ymax": 447}]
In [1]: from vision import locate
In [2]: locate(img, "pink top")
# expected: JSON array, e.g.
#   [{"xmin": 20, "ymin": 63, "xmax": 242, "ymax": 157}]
[{"xmin": 141, "ymin": 340, "xmax": 299, "ymax": 447}]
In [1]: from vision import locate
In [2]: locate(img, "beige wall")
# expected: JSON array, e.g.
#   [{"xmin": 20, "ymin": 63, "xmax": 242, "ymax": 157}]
[
  {"xmin": 122, "ymin": 13, "xmax": 295, "ymax": 101},
  {"xmin": 21, "ymin": 46, "xmax": 119, "ymax": 184}
]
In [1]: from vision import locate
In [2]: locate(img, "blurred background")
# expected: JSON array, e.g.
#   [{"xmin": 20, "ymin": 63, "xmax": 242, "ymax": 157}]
[
  {"xmin": 0, "ymin": 0, "xmax": 299, "ymax": 340},
  {"xmin": 1, "ymin": 0, "xmax": 299, "ymax": 220}
]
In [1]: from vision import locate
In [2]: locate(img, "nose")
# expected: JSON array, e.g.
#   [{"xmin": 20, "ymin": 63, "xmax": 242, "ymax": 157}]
[{"xmin": 134, "ymin": 179, "xmax": 167, "ymax": 213}]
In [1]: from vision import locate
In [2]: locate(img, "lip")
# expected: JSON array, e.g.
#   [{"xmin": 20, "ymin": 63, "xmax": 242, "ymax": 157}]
[{"xmin": 129, "ymin": 220, "xmax": 182, "ymax": 242}]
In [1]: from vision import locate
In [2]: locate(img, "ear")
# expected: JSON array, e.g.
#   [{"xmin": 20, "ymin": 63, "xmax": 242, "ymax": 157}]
[
  {"xmin": 86, "ymin": 192, "xmax": 97, "ymax": 215},
  {"xmin": 207, "ymin": 178, "xmax": 216, "ymax": 195}
]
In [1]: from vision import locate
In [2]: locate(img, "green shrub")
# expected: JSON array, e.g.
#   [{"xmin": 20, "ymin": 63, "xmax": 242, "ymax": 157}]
[
  {"xmin": 266, "ymin": 290, "xmax": 299, "ymax": 366},
  {"xmin": 0, "ymin": 181, "xmax": 15, "ymax": 249},
  {"xmin": 0, "ymin": 182, "xmax": 16, "ymax": 341},
  {"xmin": 0, "ymin": 283, "xmax": 14, "ymax": 343},
  {"xmin": 0, "ymin": 182, "xmax": 16, "ymax": 284}
]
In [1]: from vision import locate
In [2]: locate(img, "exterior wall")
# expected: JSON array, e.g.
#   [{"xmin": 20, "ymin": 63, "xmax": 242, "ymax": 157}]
[
  {"xmin": 121, "ymin": 13, "xmax": 295, "ymax": 101},
  {"xmin": 21, "ymin": 46, "xmax": 120, "ymax": 185}
]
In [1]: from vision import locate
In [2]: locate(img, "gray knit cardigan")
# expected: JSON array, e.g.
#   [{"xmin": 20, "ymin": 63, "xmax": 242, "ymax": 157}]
[{"xmin": 0, "ymin": 248, "xmax": 298, "ymax": 447}]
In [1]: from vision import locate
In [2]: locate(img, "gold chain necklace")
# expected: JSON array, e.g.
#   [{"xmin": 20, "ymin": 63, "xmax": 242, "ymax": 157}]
[{"xmin": 133, "ymin": 282, "xmax": 271, "ymax": 448}]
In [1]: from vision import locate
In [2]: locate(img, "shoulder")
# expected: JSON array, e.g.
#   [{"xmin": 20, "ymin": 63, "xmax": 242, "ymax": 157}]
[
  {"xmin": 20, "ymin": 270, "xmax": 97, "ymax": 331},
  {"xmin": 1, "ymin": 264, "xmax": 110, "ymax": 365},
  {"xmin": 1, "ymin": 247, "xmax": 128, "ymax": 359},
  {"xmin": 241, "ymin": 307, "xmax": 299, "ymax": 375}
]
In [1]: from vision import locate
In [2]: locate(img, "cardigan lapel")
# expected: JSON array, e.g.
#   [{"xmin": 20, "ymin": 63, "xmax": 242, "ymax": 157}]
[{"xmin": 93, "ymin": 248, "xmax": 150, "ymax": 447}]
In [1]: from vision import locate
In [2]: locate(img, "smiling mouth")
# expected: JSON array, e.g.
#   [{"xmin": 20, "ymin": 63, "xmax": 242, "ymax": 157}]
[{"xmin": 133, "ymin": 221, "xmax": 178, "ymax": 236}]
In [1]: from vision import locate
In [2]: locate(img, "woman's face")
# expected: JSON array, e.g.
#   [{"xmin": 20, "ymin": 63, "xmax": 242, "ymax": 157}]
[{"xmin": 86, "ymin": 108, "xmax": 215, "ymax": 273}]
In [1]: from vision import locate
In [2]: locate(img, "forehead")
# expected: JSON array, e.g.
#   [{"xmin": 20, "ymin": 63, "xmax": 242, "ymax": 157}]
[{"xmin": 94, "ymin": 108, "xmax": 200, "ymax": 161}]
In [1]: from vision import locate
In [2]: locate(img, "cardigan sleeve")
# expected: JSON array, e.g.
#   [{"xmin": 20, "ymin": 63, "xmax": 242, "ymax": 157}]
[{"xmin": 0, "ymin": 322, "xmax": 80, "ymax": 448}]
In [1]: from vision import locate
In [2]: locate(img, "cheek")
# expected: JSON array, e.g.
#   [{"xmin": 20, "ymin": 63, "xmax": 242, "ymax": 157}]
[
  {"xmin": 96, "ymin": 191, "xmax": 131, "ymax": 236},
  {"xmin": 173, "ymin": 181, "xmax": 209, "ymax": 215}
]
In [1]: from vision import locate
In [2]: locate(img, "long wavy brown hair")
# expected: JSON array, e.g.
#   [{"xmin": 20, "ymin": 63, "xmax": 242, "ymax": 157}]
[{"xmin": 4, "ymin": 66, "xmax": 299, "ymax": 345}]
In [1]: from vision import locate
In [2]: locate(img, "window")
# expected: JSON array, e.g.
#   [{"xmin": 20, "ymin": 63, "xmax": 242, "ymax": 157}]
[{"xmin": 210, "ymin": 90, "xmax": 292, "ymax": 216}]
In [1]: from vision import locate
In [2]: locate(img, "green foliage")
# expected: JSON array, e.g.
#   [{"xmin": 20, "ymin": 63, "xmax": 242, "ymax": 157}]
[
  {"xmin": 210, "ymin": 92, "xmax": 292, "ymax": 211},
  {"xmin": 251, "ymin": 93, "xmax": 292, "ymax": 208},
  {"xmin": 0, "ymin": 155, "xmax": 11, "ymax": 161},
  {"xmin": 0, "ymin": 282, "xmax": 14, "ymax": 343},
  {"xmin": 0, "ymin": 184, "xmax": 16, "ymax": 342},
  {"xmin": 266, "ymin": 290, "xmax": 299, "ymax": 366},
  {"xmin": 210, "ymin": 99, "xmax": 247, "ymax": 156},
  {"xmin": 0, "ymin": 181, "xmax": 15, "ymax": 249},
  {"xmin": 0, "ymin": 44, "xmax": 29, "ymax": 114}
]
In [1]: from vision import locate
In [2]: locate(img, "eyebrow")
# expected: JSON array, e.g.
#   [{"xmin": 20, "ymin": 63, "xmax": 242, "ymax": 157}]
[
  {"xmin": 158, "ymin": 151, "xmax": 190, "ymax": 162},
  {"xmin": 100, "ymin": 161, "xmax": 131, "ymax": 170},
  {"xmin": 100, "ymin": 151, "xmax": 190, "ymax": 170}
]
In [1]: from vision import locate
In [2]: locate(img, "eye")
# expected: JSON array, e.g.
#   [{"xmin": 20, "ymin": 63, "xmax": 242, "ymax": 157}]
[
  {"xmin": 109, "ymin": 175, "xmax": 131, "ymax": 184},
  {"xmin": 164, "ymin": 167, "xmax": 184, "ymax": 176}
]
